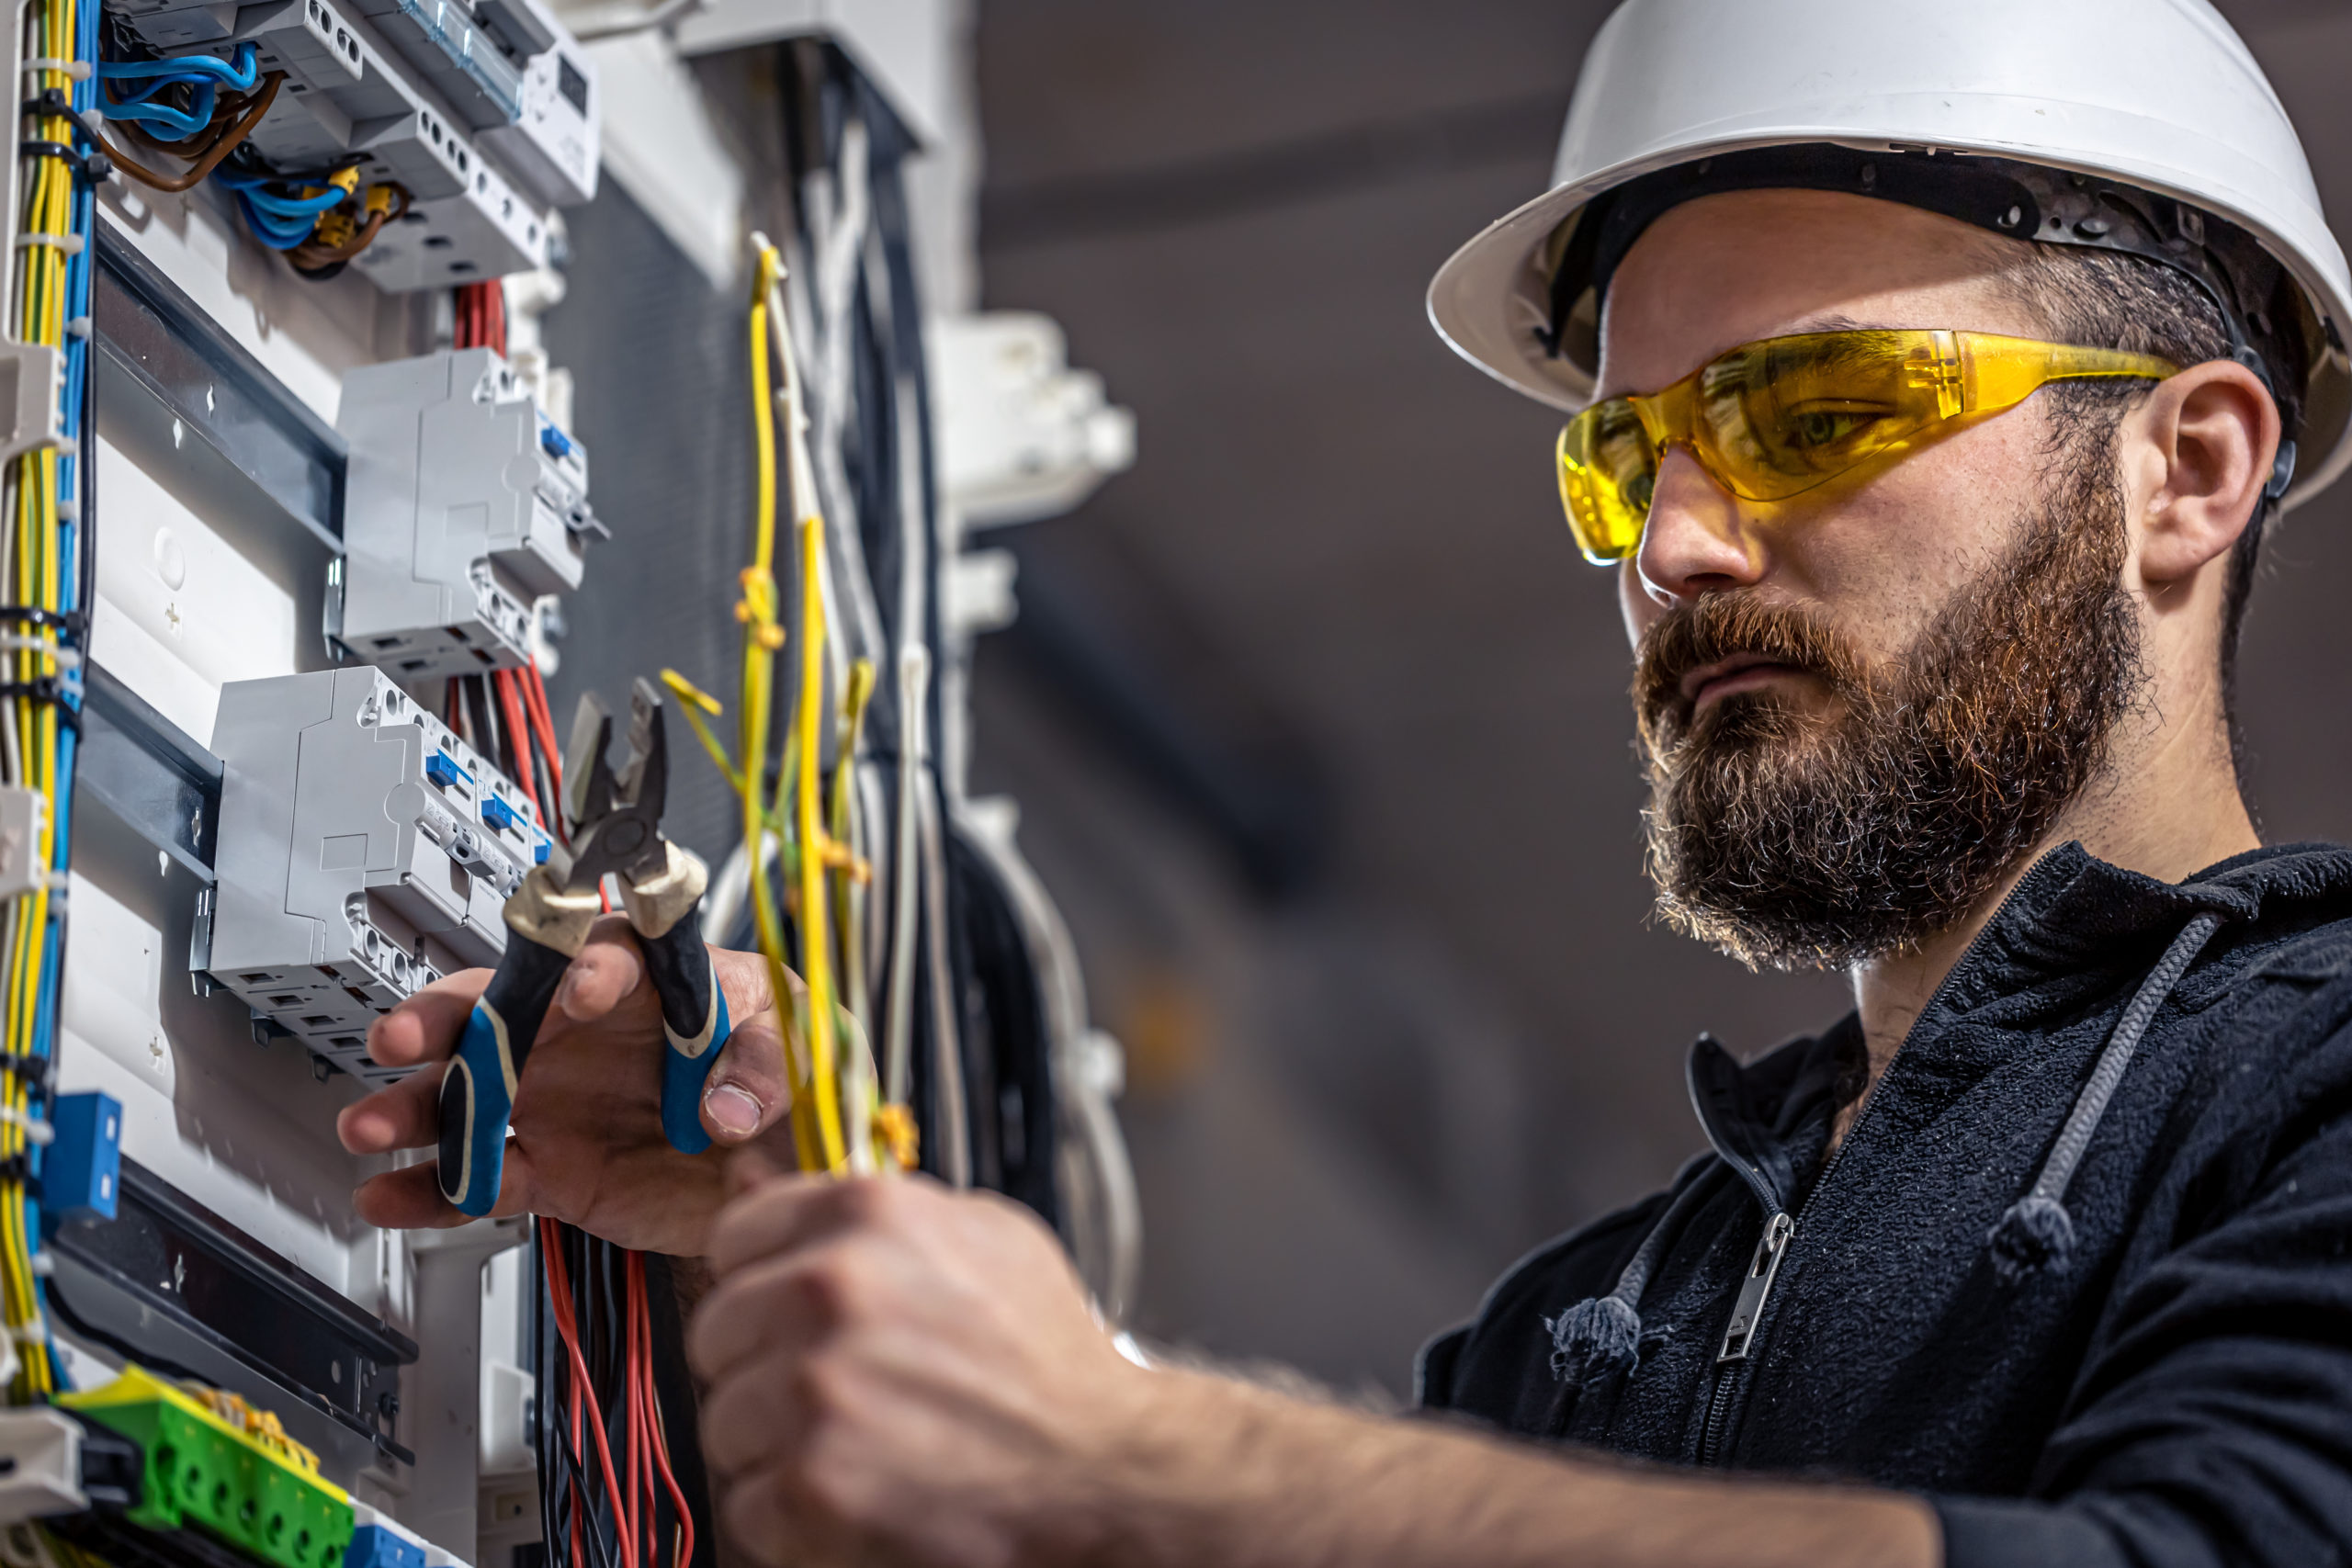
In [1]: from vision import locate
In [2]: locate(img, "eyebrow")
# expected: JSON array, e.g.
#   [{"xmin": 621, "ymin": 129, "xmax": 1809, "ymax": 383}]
[
  {"xmin": 1781, "ymin": 311, "xmax": 1875, "ymax": 335},
  {"xmin": 1598, "ymin": 312, "xmax": 1889, "ymax": 399}
]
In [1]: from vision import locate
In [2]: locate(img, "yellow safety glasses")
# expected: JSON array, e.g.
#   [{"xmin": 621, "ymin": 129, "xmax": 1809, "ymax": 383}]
[{"xmin": 1556, "ymin": 329, "xmax": 2179, "ymax": 564}]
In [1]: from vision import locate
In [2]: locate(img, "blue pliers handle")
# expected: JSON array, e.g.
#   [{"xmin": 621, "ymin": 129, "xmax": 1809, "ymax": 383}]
[
  {"xmin": 435, "ymin": 881, "xmax": 730, "ymax": 1216},
  {"xmin": 639, "ymin": 911, "xmax": 732, "ymax": 1154},
  {"xmin": 437, "ymin": 930, "xmax": 574, "ymax": 1217}
]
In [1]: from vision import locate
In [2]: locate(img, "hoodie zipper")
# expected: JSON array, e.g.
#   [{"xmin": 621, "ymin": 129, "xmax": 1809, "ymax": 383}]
[{"xmin": 1692, "ymin": 861, "xmax": 2064, "ymax": 1468}]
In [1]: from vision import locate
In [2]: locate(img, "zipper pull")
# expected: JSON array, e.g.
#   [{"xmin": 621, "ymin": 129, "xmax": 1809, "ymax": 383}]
[{"xmin": 1717, "ymin": 1211, "xmax": 1794, "ymax": 1363}]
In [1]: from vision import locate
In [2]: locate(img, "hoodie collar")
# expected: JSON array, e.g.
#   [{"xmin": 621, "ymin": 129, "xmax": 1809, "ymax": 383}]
[{"xmin": 1680, "ymin": 840, "xmax": 2352, "ymax": 1216}]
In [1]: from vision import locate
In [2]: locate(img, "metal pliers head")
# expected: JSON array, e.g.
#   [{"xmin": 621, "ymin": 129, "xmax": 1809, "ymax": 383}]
[{"xmin": 553, "ymin": 676, "xmax": 672, "ymax": 894}]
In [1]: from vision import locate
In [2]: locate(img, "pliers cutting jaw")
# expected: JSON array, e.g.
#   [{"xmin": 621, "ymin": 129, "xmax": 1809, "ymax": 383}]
[
  {"xmin": 553, "ymin": 682, "xmax": 669, "ymax": 893},
  {"xmin": 435, "ymin": 679, "xmax": 735, "ymax": 1218}
]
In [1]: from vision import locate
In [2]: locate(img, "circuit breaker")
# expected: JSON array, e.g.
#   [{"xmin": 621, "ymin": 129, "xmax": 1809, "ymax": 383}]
[
  {"xmin": 197, "ymin": 667, "xmax": 550, "ymax": 1082},
  {"xmin": 109, "ymin": 0, "xmax": 562, "ymax": 284},
  {"xmin": 333, "ymin": 347, "xmax": 599, "ymax": 680}
]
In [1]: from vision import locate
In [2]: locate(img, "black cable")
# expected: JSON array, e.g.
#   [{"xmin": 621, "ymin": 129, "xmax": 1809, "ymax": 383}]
[{"xmin": 464, "ymin": 675, "xmax": 501, "ymax": 769}]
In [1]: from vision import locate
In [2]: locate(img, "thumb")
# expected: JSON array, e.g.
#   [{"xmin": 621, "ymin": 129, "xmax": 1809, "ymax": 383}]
[{"xmin": 700, "ymin": 949, "xmax": 801, "ymax": 1145}]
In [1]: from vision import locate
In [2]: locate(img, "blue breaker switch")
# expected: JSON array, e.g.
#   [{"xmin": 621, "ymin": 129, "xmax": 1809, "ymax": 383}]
[
  {"xmin": 424, "ymin": 751, "xmax": 473, "ymax": 791},
  {"xmin": 539, "ymin": 421, "xmax": 576, "ymax": 461},
  {"xmin": 45, "ymin": 1092, "xmax": 121, "ymax": 1222},
  {"xmin": 345, "ymin": 1524, "xmax": 426, "ymax": 1568},
  {"xmin": 534, "ymin": 835, "xmax": 551, "ymax": 865},
  {"xmin": 481, "ymin": 795, "xmax": 524, "ymax": 833}
]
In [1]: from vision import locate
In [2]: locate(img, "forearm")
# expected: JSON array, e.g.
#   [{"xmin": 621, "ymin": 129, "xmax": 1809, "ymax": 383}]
[{"xmin": 1070, "ymin": 1370, "xmax": 1940, "ymax": 1568}]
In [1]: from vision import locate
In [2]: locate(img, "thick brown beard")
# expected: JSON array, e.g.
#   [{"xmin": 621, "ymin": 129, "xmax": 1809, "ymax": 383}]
[{"xmin": 1634, "ymin": 440, "xmax": 2144, "ymax": 971}]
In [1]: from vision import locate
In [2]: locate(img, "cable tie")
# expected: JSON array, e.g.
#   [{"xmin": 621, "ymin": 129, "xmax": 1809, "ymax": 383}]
[
  {"xmin": 0, "ymin": 675, "xmax": 85, "ymax": 726},
  {"xmin": 15, "ymin": 231, "xmax": 84, "ymax": 255},
  {"xmin": 19, "ymin": 140, "xmax": 110, "ymax": 185},
  {"xmin": 0, "ymin": 1107, "xmax": 54, "ymax": 1146},
  {"xmin": 0, "ymin": 637, "xmax": 79, "ymax": 667},
  {"xmin": 0, "ymin": 606, "xmax": 87, "ymax": 639},
  {"xmin": 10, "ymin": 1319, "xmax": 50, "ymax": 1345},
  {"xmin": 27, "ymin": 1252, "xmax": 52, "ymax": 1278},
  {"xmin": 0, "ymin": 1054, "xmax": 56, "ymax": 1100},
  {"xmin": 64, "ymin": 315, "xmax": 88, "ymax": 339},
  {"xmin": 0, "ymin": 1155, "xmax": 43, "ymax": 1197},
  {"xmin": 20, "ymin": 60, "xmax": 91, "ymax": 82}
]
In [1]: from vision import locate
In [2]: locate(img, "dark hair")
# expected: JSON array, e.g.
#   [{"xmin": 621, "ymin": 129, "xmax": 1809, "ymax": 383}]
[{"xmin": 1992, "ymin": 243, "xmax": 2301, "ymax": 778}]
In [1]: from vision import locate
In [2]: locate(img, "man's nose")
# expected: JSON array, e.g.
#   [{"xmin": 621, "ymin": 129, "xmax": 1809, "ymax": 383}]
[{"xmin": 1632, "ymin": 446, "xmax": 1769, "ymax": 607}]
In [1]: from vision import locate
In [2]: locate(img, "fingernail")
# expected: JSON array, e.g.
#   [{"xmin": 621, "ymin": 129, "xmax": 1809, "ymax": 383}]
[{"xmin": 706, "ymin": 1083, "xmax": 762, "ymax": 1139}]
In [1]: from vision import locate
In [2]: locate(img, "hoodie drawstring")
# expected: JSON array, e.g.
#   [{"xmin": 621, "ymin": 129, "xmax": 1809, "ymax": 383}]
[
  {"xmin": 1546, "ymin": 1168, "xmax": 1720, "ymax": 1386},
  {"xmin": 1988, "ymin": 911, "xmax": 2222, "ymax": 1284}
]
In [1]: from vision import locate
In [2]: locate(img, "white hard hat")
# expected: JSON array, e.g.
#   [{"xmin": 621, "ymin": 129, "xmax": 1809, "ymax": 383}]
[{"xmin": 1426, "ymin": 0, "xmax": 2352, "ymax": 510}]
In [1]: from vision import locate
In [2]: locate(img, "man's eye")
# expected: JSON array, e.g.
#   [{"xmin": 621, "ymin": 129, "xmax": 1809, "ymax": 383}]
[
  {"xmin": 1623, "ymin": 468, "xmax": 1657, "ymax": 514},
  {"xmin": 1784, "ymin": 408, "xmax": 1883, "ymax": 450}
]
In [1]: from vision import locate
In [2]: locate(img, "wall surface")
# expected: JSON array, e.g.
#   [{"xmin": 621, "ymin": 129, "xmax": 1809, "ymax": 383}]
[{"xmin": 964, "ymin": 0, "xmax": 2352, "ymax": 1395}]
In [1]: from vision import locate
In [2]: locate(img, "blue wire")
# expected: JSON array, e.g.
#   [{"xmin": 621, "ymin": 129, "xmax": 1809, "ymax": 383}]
[
  {"xmin": 98, "ymin": 78, "xmax": 215, "ymax": 137},
  {"xmin": 228, "ymin": 192, "xmax": 321, "ymax": 249},
  {"xmin": 243, "ymin": 186, "xmax": 346, "ymax": 220},
  {"xmin": 96, "ymin": 40, "xmax": 256, "ymax": 88}
]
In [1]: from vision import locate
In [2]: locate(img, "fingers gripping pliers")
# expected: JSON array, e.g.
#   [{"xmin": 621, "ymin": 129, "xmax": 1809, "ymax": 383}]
[{"xmin": 437, "ymin": 678, "xmax": 735, "ymax": 1217}]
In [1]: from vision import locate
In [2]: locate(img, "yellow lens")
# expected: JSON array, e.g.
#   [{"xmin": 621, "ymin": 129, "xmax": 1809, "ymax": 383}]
[
  {"xmin": 1554, "ymin": 330, "xmax": 2175, "ymax": 567},
  {"xmin": 1696, "ymin": 331, "xmax": 1943, "ymax": 500},
  {"xmin": 1557, "ymin": 399, "xmax": 1657, "ymax": 562}
]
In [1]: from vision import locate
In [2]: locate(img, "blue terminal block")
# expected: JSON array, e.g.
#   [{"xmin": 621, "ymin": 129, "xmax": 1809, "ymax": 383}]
[
  {"xmin": 344, "ymin": 1524, "xmax": 426, "ymax": 1568},
  {"xmin": 44, "ymin": 1091, "xmax": 122, "ymax": 1223},
  {"xmin": 424, "ymin": 750, "xmax": 474, "ymax": 791}
]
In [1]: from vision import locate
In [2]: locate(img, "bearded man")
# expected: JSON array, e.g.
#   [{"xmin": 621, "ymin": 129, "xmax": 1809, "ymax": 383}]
[{"xmin": 335, "ymin": 2, "xmax": 2352, "ymax": 1564}]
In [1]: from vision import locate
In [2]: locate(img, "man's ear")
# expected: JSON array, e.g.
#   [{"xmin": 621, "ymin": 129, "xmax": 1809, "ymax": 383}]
[{"xmin": 2132, "ymin": 358, "xmax": 2280, "ymax": 590}]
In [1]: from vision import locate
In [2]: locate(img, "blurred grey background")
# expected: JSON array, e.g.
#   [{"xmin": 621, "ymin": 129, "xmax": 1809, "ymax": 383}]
[{"xmin": 956, "ymin": 0, "xmax": 2352, "ymax": 1398}]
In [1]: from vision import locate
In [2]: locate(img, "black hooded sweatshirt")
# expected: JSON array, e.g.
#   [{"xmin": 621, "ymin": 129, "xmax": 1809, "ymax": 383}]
[{"xmin": 1419, "ymin": 841, "xmax": 2352, "ymax": 1567}]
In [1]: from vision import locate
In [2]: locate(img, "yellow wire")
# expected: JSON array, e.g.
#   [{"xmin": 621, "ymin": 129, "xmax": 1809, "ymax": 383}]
[
  {"xmin": 736, "ymin": 245, "xmax": 821, "ymax": 1173},
  {"xmin": 791, "ymin": 512, "xmax": 844, "ymax": 1171},
  {"xmin": 2, "ymin": 0, "xmax": 75, "ymax": 1400}
]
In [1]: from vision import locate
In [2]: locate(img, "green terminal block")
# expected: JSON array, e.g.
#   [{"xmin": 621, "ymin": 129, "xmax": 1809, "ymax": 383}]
[{"xmin": 57, "ymin": 1366, "xmax": 356, "ymax": 1568}]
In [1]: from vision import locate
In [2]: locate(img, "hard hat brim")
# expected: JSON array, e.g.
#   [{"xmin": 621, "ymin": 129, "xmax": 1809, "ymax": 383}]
[{"xmin": 1428, "ymin": 131, "xmax": 2352, "ymax": 513}]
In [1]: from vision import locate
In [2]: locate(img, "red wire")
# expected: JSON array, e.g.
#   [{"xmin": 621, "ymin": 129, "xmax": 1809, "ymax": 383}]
[
  {"xmin": 520, "ymin": 663, "xmax": 567, "ymax": 829},
  {"xmin": 454, "ymin": 281, "xmax": 508, "ymax": 356},
  {"xmin": 624, "ymin": 1255, "xmax": 645, "ymax": 1565},
  {"xmin": 636, "ymin": 1258, "xmax": 693, "ymax": 1568},
  {"xmin": 492, "ymin": 670, "xmax": 542, "ymax": 820},
  {"xmin": 541, "ymin": 1217, "xmax": 639, "ymax": 1568}
]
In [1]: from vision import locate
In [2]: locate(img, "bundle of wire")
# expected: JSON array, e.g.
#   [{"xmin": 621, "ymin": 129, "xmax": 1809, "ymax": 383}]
[
  {"xmin": 0, "ymin": 0, "xmax": 101, "ymax": 1407},
  {"xmin": 94, "ymin": 39, "xmax": 410, "ymax": 275},
  {"xmin": 655, "ymin": 236, "xmax": 900, "ymax": 1182},
  {"xmin": 435, "ymin": 274, "xmax": 698, "ymax": 1568}
]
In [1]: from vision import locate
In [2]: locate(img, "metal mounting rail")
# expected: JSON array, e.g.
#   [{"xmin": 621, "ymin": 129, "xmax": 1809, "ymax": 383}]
[
  {"xmin": 47, "ymin": 1158, "xmax": 417, "ymax": 1464},
  {"xmin": 78, "ymin": 663, "xmax": 221, "ymax": 882},
  {"xmin": 93, "ymin": 224, "xmax": 347, "ymax": 555}
]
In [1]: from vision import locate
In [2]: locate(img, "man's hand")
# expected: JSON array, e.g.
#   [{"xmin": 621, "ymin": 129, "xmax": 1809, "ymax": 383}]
[
  {"xmin": 689, "ymin": 1158, "xmax": 1157, "ymax": 1568},
  {"xmin": 685, "ymin": 1158, "xmax": 1941, "ymax": 1568},
  {"xmin": 336, "ymin": 919, "xmax": 798, "ymax": 1256}
]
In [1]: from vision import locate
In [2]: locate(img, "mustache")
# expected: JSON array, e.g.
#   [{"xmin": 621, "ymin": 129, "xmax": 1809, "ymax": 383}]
[{"xmin": 1634, "ymin": 592, "xmax": 1870, "ymax": 744}]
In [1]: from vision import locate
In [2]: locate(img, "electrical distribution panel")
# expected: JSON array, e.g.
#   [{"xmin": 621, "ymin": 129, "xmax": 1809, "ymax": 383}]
[
  {"xmin": 334, "ymin": 346, "xmax": 599, "ymax": 679},
  {"xmin": 107, "ymin": 0, "xmax": 596, "ymax": 285},
  {"xmin": 198, "ymin": 666, "xmax": 550, "ymax": 1083}
]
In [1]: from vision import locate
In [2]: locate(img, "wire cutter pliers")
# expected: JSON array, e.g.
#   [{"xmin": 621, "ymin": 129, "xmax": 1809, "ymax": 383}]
[{"xmin": 437, "ymin": 677, "xmax": 735, "ymax": 1217}]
